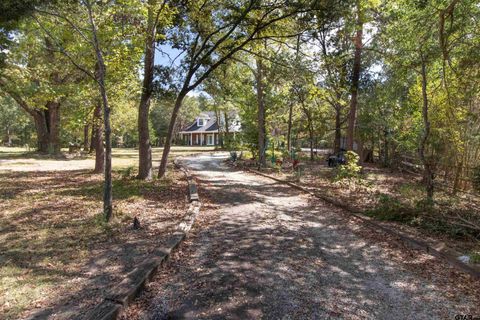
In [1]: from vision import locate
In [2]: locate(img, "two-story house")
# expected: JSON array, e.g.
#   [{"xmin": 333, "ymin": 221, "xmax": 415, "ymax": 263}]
[{"xmin": 179, "ymin": 111, "xmax": 240, "ymax": 146}]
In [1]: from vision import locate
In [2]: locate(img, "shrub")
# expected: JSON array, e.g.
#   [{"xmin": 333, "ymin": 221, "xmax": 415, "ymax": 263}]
[
  {"xmin": 366, "ymin": 193, "xmax": 413, "ymax": 222},
  {"xmin": 471, "ymin": 251, "xmax": 480, "ymax": 264},
  {"xmin": 334, "ymin": 151, "xmax": 362, "ymax": 183}
]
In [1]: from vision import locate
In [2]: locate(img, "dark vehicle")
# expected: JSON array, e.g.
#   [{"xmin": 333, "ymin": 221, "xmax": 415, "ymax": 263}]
[{"xmin": 327, "ymin": 149, "xmax": 346, "ymax": 167}]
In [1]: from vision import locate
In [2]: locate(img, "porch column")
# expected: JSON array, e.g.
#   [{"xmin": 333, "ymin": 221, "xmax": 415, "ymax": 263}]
[
  {"xmin": 190, "ymin": 133, "xmax": 192, "ymax": 146},
  {"xmin": 200, "ymin": 133, "xmax": 204, "ymax": 146}
]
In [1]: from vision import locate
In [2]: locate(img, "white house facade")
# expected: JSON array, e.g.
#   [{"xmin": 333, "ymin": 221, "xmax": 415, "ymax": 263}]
[{"xmin": 179, "ymin": 112, "xmax": 240, "ymax": 146}]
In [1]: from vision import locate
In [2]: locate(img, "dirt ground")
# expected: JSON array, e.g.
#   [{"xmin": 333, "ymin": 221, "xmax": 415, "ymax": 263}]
[
  {"xmin": 0, "ymin": 147, "xmax": 210, "ymax": 319},
  {"xmin": 122, "ymin": 153, "xmax": 480, "ymax": 319}
]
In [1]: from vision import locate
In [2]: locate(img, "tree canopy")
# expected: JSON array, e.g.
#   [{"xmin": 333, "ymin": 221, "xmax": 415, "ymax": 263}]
[{"xmin": 1, "ymin": 0, "xmax": 480, "ymax": 217}]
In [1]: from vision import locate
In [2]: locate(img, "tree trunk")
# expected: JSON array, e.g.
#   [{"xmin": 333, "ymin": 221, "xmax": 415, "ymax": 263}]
[
  {"xmin": 301, "ymin": 103, "xmax": 314, "ymax": 161},
  {"xmin": 223, "ymin": 111, "xmax": 231, "ymax": 148},
  {"xmin": 45, "ymin": 101, "xmax": 61, "ymax": 154},
  {"xmin": 452, "ymin": 161, "xmax": 462, "ymax": 194},
  {"xmin": 89, "ymin": 118, "xmax": 95, "ymax": 153},
  {"xmin": 383, "ymin": 129, "xmax": 389, "ymax": 166},
  {"xmin": 31, "ymin": 102, "xmax": 60, "ymax": 154},
  {"xmin": 288, "ymin": 35, "xmax": 300, "ymax": 155},
  {"xmin": 33, "ymin": 111, "xmax": 50, "ymax": 153},
  {"xmin": 419, "ymin": 57, "xmax": 434, "ymax": 201},
  {"xmin": 334, "ymin": 106, "xmax": 341, "ymax": 153},
  {"xmin": 214, "ymin": 106, "xmax": 223, "ymax": 148},
  {"xmin": 100, "ymin": 83, "xmax": 113, "ymax": 221},
  {"xmin": 0, "ymin": 80, "xmax": 61, "ymax": 153},
  {"xmin": 87, "ymin": 2, "xmax": 112, "ymax": 221},
  {"xmin": 158, "ymin": 91, "xmax": 187, "ymax": 178},
  {"xmin": 309, "ymin": 126, "xmax": 314, "ymax": 161},
  {"xmin": 137, "ymin": 0, "xmax": 157, "ymax": 180},
  {"xmin": 287, "ymin": 101, "xmax": 293, "ymax": 154},
  {"xmin": 346, "ymin": 2, "xmax": 363, "ymax": 151},
  {"xmin": 83, "ymin": 123, "xmax": 90, "ymax": 151},
  {"xmin": 6, "ymin": 127, "xmax": 12, "ymax": 146},
  {"xmin": 357, "ymin": 139, "xmax": 365, "ymax": 164},
  {"xmin": 255, "ymin": 57, "xmax": 266, "ymax": 167},
  {"xmin": 92, "ymin": 101, "xmax": 104, "ymax": 173}
]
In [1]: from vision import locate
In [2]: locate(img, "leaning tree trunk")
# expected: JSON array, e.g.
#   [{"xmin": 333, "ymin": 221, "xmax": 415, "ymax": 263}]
[
  {"xmin": 158, "ymin": 91, "xmax": 187, "ymax": 178},
  {"xmin": 419, "ymin": 57, "xmax": 434, "ymax": 201},
  {"xmin": 346, "ymin": 2, "xmax": 363, "ymax": 151},
  {"xmin": 255, "ymin": 57, "xmax": 267, "ymax": 167},
  {"xmin": 92, "ymin": 101, "xmax": 104, "ymax": 173},
  {"xmin": 137, "ymin": 0, "xmax": 157, "ymax": 180}
]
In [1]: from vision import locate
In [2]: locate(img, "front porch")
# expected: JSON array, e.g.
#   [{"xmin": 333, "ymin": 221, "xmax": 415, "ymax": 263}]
[{"xmin": 182, "ymin": 132, "xmax": 219, "ymax": 146}]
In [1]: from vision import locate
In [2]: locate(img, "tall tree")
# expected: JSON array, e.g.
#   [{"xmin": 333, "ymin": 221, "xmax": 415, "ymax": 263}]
[
  {"xmin": 255, "ymin": 56, "xmax": 267, "ymax": 166},
  {"xmin": 32, "ymin": 0, "xmax": 143, "ymax": 220},
  {"xmin": 137, "ymin": 0, "xmax": 172, "ymax": 179},
  {"xmin": 157, "ymin": 0, "xmax": 311, "ymax": 177},
  {"xmin": 346, "ymin": 0, "xmax": 364, "ymax": 151}
]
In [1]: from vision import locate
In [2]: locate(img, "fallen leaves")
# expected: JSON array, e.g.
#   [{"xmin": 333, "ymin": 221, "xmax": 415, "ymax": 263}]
[{"xmin": 0, "ymin": 167, "xmax": 189, "ymax": 319}]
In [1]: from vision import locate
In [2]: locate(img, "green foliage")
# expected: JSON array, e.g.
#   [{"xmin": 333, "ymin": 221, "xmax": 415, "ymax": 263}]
[
  {"xmin": 366, "ymin": 194, "xmax": 413, "ymax": 222},
  {"xmin": 0, "ymin": 96, "xmax": 34, "ymax": 146},
  {"xmin": 150, "ymin": 95, "xmax": 200, "ymax": 146},
  {"xmin": 367, "ymin": 193, "xmax": 477, "ymax": 240},
  {"xmin": 334, "ymin": 151, "xmax": 362, "ymax": 182},
  {"xmin": 470, "ymin": 251, "xmax": 480, "ymax": 264}
]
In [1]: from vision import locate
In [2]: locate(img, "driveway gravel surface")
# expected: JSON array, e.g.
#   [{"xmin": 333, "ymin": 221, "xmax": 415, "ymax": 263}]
[{"xmin": 122, "ymin": 153, "xmax": 480, "ymax": 319}]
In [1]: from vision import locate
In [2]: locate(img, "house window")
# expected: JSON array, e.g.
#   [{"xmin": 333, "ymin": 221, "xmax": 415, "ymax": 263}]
[
  {"xmin": 207, "ymin": 134, "xmax": 214, "ymax": 145},
  {"xmin": 197, "ymin": 118, "xmax": 204, "ymax": 126}
]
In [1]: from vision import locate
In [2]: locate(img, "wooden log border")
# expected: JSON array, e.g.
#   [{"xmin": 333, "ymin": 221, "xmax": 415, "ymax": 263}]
[{"xmin": 84, "ymin": 157, "xmax": 201, "ymax": 320}]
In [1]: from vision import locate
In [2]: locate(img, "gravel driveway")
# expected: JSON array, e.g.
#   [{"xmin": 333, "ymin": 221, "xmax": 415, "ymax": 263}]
[{"xmin": 122, "ymin": 153, "xmax": 479, "ymax": 319}]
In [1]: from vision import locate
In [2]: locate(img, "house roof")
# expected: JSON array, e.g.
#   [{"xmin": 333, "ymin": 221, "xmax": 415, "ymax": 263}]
[
  {"xmin": 179, "ymin": 111, "xmax": 241, "ymax": 134},
  {"xmin": 182, "ymin": 117, "xmax": 218, "ymax": 133}
]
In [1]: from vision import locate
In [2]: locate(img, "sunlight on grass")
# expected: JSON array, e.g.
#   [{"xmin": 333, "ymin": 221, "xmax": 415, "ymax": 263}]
[{"xmin": 0, "ymin": 146, "xmax": 216, "ymax": 172}]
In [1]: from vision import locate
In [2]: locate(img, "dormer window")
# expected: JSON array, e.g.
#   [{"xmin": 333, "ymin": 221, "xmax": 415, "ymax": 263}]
[{"xmin": 197, "ymin": 118, "xmax": 205, "ymax": 126}]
